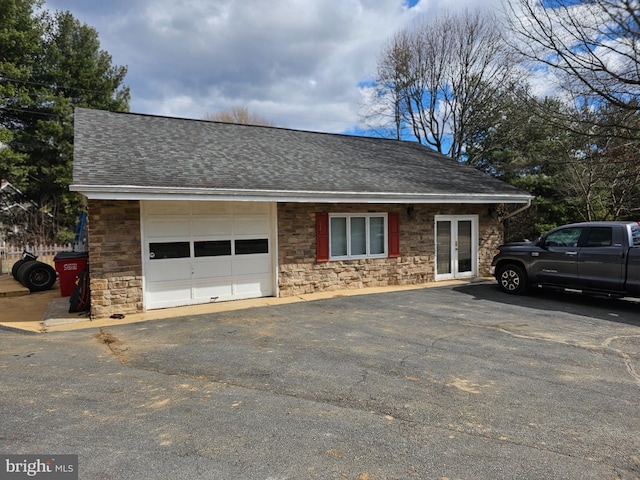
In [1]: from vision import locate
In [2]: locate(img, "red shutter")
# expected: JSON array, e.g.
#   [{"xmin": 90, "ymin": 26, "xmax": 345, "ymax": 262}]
[
  {"xmin": 388, "ymin": 212, "xmax": 400, "ymax": 258},
  {"xmin": 316, "ymin": 213, "xmax": 329, "ymax": 262}
]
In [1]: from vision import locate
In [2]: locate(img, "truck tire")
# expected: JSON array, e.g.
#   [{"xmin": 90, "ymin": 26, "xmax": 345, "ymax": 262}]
[
  {"xmin": 497, "ymin": 263, "xmax": 528, "ymax": 294},
  {"xmin": 11, "ymin": 259, "xmax": 27, "ymax": 279},
  {"xmin": 17, "ymin": 261, "xmax": 57, "ymax": 292},
  {"xmin": 15, "ymin": 260, "xmax": 36, "ymax": 284}
]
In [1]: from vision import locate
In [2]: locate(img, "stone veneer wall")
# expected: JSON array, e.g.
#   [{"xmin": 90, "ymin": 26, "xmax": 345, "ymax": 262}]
[
  {"xmin": 87, "ymin": 199, "xmax": 143, "ymax": 318},
  {"xmin": 277, "ymin": 202, "xmax": 502, "ymax": 297},
  {"xmin": 85, "ymin": 199, "xmax": 502, "ymax": 317}
]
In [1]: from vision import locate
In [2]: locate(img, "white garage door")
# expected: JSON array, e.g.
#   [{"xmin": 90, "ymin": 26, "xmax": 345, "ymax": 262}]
[{"xmin": 142, "ymin": 201, "xmax": 275, "ymax": 310}]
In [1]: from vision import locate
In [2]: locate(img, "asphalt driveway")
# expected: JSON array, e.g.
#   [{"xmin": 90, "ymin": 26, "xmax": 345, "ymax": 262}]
[{"xmin": 2, "ymin": 283, "xmax": 640, "ymax": 479}]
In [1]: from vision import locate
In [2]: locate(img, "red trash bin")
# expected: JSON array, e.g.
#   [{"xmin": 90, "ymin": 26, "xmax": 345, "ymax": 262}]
[{"xmin": 54, "ymin": 251, "xmax": 88, "ymax": 297}]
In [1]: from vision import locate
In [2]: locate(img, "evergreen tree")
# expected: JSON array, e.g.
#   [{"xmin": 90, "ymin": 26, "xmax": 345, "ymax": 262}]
[{"xmin": 0, "ymin": 0, "xmax": 129, "ymax": 244}]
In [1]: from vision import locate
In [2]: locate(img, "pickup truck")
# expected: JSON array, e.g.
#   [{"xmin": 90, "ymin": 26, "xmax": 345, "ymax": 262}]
[{"xmin": 491, "ymin": 221, "xmax": 640, "ymax": 297}]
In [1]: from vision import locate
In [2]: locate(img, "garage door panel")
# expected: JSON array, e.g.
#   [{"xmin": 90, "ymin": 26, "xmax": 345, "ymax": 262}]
[
  {"xmin": 146, "ymin": 261, "xmax": 192, "ymax": 281},
  {"xmin": 234, "ymin": 203, "xmax": 269, "ymax": 215},
  {"xmin": 191, "ymin": 201, "xmax": 234, "ymax": 215},
  {"xmin": 233, "ymin": 276, "xmax": 273, "ymax": 296},
  {"xmin": 145, "ymin": 201, "xmax": 190, "ymax": 215},
  {"xmin": 147, "ymin": 219, "xmax": 191, "ymax": 238},
  {"xmin": 234, "ymin": 217, "xmax": 270, "ymax": 235},
  {"xmin": 233, "ymin": 256, "xmax": 271, "ymax": 276},
  {"xmin": 146, "ymin": 283, "xmax": 192, "ymax": 309},
  {"xmin": 191, "ymin": 217, "xmax": 233, "ymax": 237},
  {"xmin": 193, "ymin": 282, "xmax": 234, "ymax": 301},
  {"xmin": 147, "ymin": 281, "xmax": 191, "ymax": 296},
  {"xmin": 192, "ymin": 258, "xmax": 232, "ymax": 279}
]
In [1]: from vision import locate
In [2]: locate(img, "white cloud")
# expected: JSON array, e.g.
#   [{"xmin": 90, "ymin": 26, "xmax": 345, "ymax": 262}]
[{"xmin": 45, "ymin": 0, "xmax": 501, "ymax": 132}]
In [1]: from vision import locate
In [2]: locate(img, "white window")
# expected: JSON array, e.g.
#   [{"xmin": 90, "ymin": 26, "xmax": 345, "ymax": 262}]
[{"xmin": 329, "ymin": 214, "xmax": 387, "ymax": 259}]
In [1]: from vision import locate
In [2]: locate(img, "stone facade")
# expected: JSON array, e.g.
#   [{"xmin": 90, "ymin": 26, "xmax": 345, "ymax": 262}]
[
  {"xmin": 87, "ymin": 199, "xmax": 144, "ymax": 318},
  {"xmin": 85, "ymin": 199, "xmax": 502, "ymax": 318},
  {"xmin": 276, "ymin": 202, "xmax": 503, "ymax": 297}
]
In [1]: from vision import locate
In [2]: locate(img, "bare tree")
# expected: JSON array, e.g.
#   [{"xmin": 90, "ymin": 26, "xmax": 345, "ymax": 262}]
[
  {"xmin": 505, "ymin": 0, "xmax": 640, "ymax": 114},
  {"xmin": 366, "ymin": 9, "xmax": 518, "ymax": 160},
  {"xmin": 203, "ymin": 106, "xmax": 276, "ymax": 126},
  {"xmin": 503, "ymin": 0, "xmax": 640, "ymax": 220},
  {"xmin": 372, "ymin": 29, "xmax": 413, "ymax": 140},
  {"xmin": 553, "ymin": 103, "xmax": 640, "ymax": 221}
]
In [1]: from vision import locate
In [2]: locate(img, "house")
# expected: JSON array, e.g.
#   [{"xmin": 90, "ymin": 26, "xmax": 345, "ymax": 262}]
[{"xmin": 71, "ymin": 107, "xmax": 532, "ymax": 318}]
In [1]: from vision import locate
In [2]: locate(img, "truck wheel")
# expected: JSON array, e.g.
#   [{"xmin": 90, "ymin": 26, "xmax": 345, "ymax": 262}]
[
  {"xmin": 18, "ymin": 261, "xmax": 57, "ymax": 292},
  {"xmin": 497, "ymin": 264, "xmax": 528, "ymax": 294},
  {"xmin": 11, "ymin": 259, "xmax": 27, "ymax": 279},
  {"xmin": 16, "ymin": 260, "xmax": 36, "ymax": 285}
]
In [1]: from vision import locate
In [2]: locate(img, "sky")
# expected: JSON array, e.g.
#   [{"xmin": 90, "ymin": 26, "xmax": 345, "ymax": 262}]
[{"xmin": 43, "ymin": 0, "xmax": 503, "ymax": 134}]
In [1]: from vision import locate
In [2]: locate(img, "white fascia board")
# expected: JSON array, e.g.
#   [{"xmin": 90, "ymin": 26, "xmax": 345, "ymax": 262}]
[{"xmin": 70, "ymin": 184, "xmax": 533, "ymax": 204}]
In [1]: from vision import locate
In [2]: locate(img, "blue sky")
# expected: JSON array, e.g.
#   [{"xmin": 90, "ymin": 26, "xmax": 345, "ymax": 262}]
[{"xmin": 43, "ymin": 0, "xmax": 502, "ymax": 134}]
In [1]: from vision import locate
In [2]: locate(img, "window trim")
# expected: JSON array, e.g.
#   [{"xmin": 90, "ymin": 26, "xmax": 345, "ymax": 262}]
[{"xmin": 328, "ymin": 213, "xmax": 388, "ymax": 260}]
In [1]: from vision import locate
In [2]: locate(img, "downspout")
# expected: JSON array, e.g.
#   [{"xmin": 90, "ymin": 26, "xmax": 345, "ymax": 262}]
[{"xmin": 500, "ymin": 198, "xmax": 532, "ymax": 221}]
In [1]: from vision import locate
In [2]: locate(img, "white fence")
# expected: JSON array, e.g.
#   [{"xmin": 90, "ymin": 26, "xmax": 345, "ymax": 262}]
[{"xmin": 1, "ymin": 244, "xmax": 73, "ymax": 275}]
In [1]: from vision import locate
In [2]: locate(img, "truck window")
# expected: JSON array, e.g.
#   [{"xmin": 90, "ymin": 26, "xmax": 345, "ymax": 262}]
[
  {"xmin": 544, "ymin": 227, "xmax": 583, "ymax": 248},
  {"xmin": 584, "ymin": 227, "xmax": 612, "ymax": 247},
  {"xmin": 632, "ymin": 224, "xmax": 640, "ymax": 246}
]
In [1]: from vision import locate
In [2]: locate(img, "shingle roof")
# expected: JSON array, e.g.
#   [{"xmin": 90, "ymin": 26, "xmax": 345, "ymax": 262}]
[{"xmin": 71, "ymin": 108, "xmax": 531, "ymax": 204}]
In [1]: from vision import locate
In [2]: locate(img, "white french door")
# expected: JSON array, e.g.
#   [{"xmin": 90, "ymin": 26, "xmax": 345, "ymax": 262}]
[{"xmin": 434, "ymin": 215, "xmax": 478, "ymax": 280}]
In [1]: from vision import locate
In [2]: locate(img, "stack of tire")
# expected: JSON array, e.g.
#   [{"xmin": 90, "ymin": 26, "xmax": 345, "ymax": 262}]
[{"xmin": 11, "ymin": 253, "xmax": 57, "ymax": 292}]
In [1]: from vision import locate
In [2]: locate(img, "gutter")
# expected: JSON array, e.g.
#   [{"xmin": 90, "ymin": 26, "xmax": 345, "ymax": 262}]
[
  {"xmin": 500, "ymin": 197, "xmax": 532, "ymax": 221},
  {"xmin": 69, "ymin": 184, "xmax": 534, "ymax": 205}
]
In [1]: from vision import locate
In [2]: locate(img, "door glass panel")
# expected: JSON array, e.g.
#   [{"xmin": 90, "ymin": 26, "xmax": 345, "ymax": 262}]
[
  {"xmin": 458, "ymin": 220, "xmax": 472, "ymax": 273},
  {"xmin": 436, "ymin": 221, "xmax": 452, "ymax": 275},
  {"xmin": 235, "ymin": 239, "xmax": 269, "ymax": 255},
  {"xmin": 330, "ymin": 217, "xmax": 347, "ymax": 257},
  {"xmin": 194, "ymin": 240, "xmax": 232, "ymax": 257},
  {"xmin": 350, "ymin": 217, "xmax": 366, "ymax": 255},
  {"xmin": 544, "ymin": 227, "xmax": 583, "ymax": 248},
  {"xmin": 584, "ymin": 227, "xmax": 612, "ymax": 247},
  {"xmin": 369, "ymin": 217, "xmax": 385, "ymax": 254},
  {"xmin": 149, "ymin": 242, "xmax": 190, "ymax": 260}
]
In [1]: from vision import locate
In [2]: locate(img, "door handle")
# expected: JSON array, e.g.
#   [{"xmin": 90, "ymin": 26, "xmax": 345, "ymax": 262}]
[{"xmin": 565, "ymin": 251, "xmax": 578, "ymax": 256}]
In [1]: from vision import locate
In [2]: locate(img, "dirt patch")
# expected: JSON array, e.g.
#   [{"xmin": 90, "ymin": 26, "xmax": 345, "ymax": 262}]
[
  {"xmin": 95, "ymin": 329, "xmax": 129, "ymax": 364},
  {"xmin": 0, "ymin": 277, "xmax": 60, "ymax": 323},
  {"xmin": 447, "ymin": 377, "xmax": 482, "ymax": 394}
]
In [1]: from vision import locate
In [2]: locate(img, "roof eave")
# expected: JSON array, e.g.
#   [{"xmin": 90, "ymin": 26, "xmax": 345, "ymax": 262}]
[{"xmin": 70, "ymin": 184, "xmax": 534, "ymax": 204}]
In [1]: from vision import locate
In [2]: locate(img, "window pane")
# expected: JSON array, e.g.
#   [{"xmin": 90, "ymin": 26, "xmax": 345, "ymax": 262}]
[
  {"xmin": 584, "ymin": 227, "xmax": 612, "ymax": 247},
  {"xmin": 350, "ymin": 217, "xmax": 366, "ymax": 255},
  {"xmin": 369, "ymin": 217, "xmax": 385, "ymax": 254},
  {"xmin": 458, "ymin": 220, "xmax": 472, "ymax": 272},
  {"xmin": 235, "ymin": 239, "xmax": 269, "ymax": 255},
  {"xmin": 149, "ymin": 242, "xmax": 190, "ymax": 260},
  {"xmin": 633, "ymin": 225, "xmax": 640, "ymax": 246},
  {"xmin": 194, "ymin": 240, "xmax": 231, "ymax": 257},
  {"xmin": 436, "ymin": 221, "xmax": 451, "ymax": 274},
  {"xmin": 331, "ymin": 217, "xmax": 347, "ymax": 257},
  {"xmin": 545, "ymin": 227, "xmax": 583, "ymax": 248}
]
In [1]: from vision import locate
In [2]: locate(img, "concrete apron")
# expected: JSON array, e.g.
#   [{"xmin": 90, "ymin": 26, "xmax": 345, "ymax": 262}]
[{"xmin": 0, "ymin": 274, "xmax": 493, "ymax": 333}]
